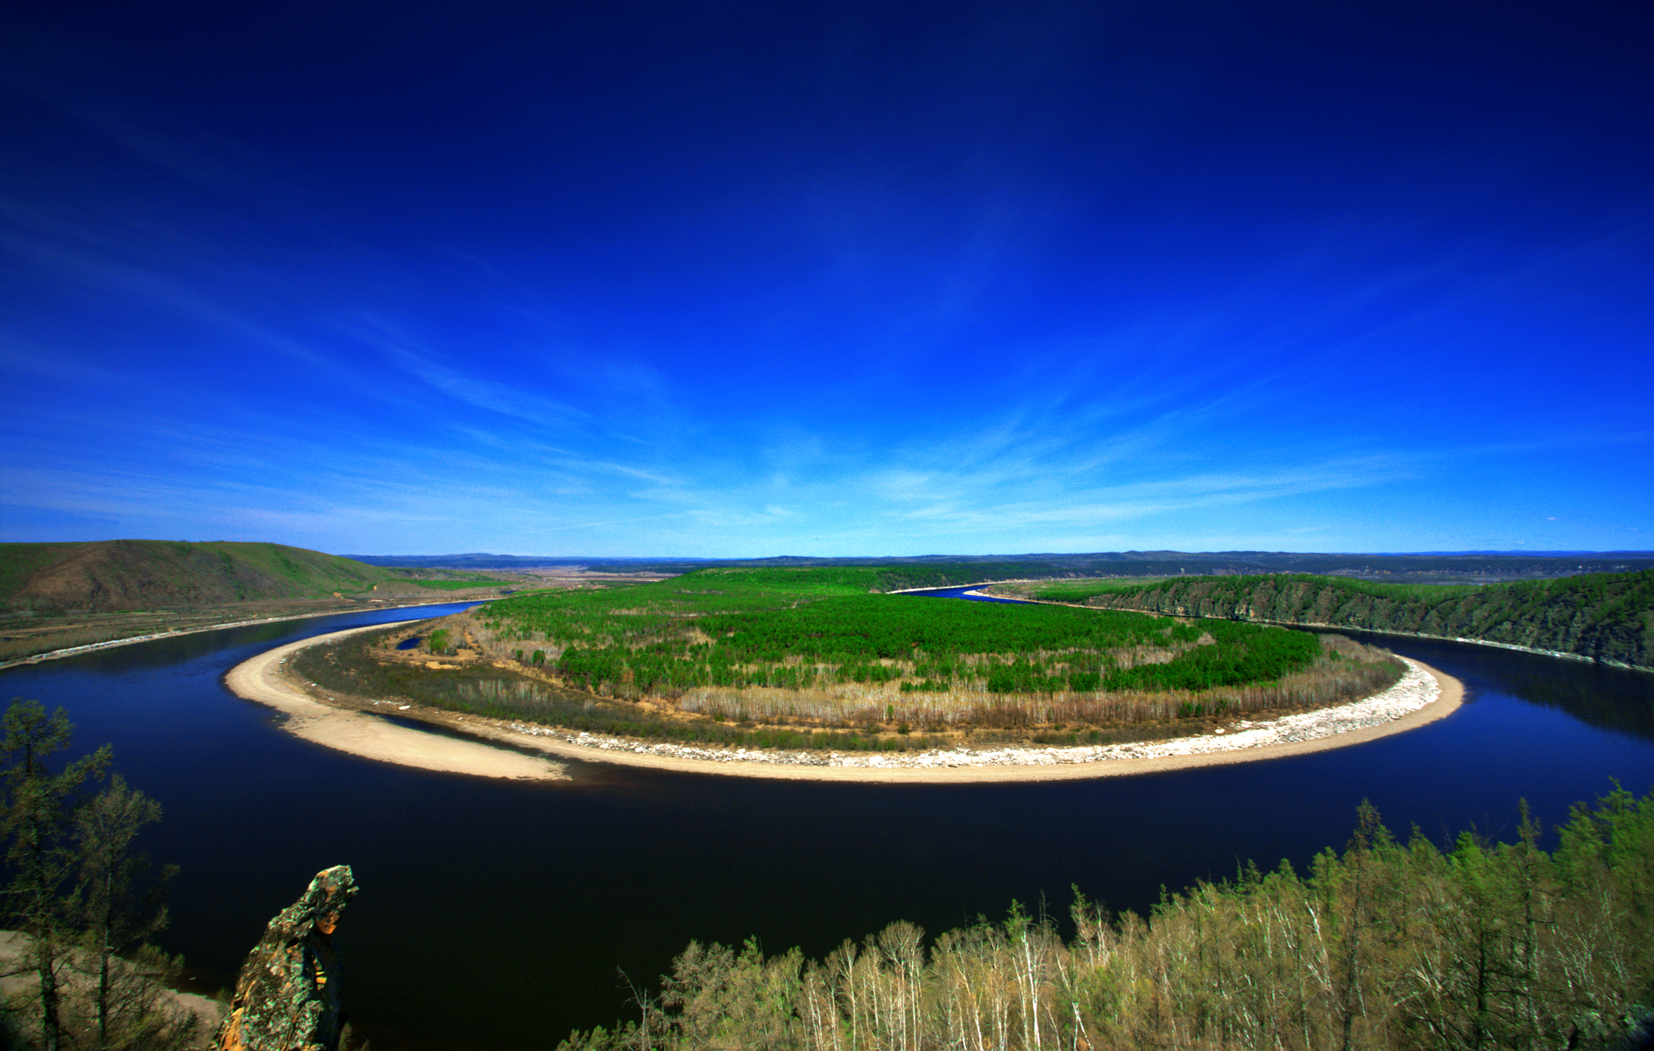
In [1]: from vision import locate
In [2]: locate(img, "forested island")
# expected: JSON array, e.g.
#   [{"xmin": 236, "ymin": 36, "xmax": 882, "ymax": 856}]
[{"xmin": 288, "ymin": 567, "xmax": 1408, "ymax": 755}]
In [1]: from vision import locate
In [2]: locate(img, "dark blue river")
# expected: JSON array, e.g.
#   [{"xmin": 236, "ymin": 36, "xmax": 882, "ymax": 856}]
[{"xmin": 2, "ymin": 604, "xmax": 1651, "ymax": 1050}]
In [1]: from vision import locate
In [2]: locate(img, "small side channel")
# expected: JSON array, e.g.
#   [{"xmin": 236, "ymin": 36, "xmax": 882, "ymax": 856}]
[{"xmin": 899, "ymin": 584, "xmax": 1028, "ymax": 604}]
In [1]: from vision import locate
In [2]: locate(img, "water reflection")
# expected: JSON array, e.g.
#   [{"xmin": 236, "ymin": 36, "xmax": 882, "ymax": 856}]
[
  {"xmin": 1317, "ymin": 628, "xmax": 1654, "ymax": 742},
  {"xmin": 1498, "ymin": 655, "xmax": 1654, "ymax": 741}
]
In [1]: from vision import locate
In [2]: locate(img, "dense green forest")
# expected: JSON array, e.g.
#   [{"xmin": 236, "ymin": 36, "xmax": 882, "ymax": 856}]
[
  {"xmin": 1014, "ymin": 570, "xmax": 1654, "ymax": 670},
  {"xmin": 560, "ymin": 787, "xmax": 1654, "ymax": 1051}
]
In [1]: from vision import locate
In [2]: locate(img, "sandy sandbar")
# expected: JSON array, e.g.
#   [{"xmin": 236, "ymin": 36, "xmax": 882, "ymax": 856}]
[
  {"xmin": 224, "ymin": 623, "xmax": 1463, "ymax": 783},
  {"xmin": 223, "ymin": 623, "xmax": 568, "ymax": 781}
]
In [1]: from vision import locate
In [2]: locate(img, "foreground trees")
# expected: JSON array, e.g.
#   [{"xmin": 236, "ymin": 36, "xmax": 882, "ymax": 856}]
[
  {"xmin": 562, "ymin": 787, "xmax": 1654, "ymax": 1051},
  {"xmin": 0, "ymin": 698, "xmax": 190, "ymax": 1051},
  {"xmin": 75, "ymin": 775, "xmax": 178, "ymax": 1048}
]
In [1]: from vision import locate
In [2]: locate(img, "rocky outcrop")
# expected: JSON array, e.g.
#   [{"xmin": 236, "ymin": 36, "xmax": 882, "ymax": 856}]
[{"xmin": 217, "ymin": 866, "xmax": 357, "ymax": 1051}]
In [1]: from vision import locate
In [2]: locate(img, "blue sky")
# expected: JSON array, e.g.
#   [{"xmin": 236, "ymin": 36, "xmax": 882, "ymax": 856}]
[{"xmin": 2, "ymin": 0, "xmax": 1650, "ymax": 558}]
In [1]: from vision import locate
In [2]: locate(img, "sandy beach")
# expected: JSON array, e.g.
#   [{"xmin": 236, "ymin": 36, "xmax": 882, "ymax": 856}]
[{"xmin": 224, "ymin": 623, "xmax": 1464, "ymax": 783}]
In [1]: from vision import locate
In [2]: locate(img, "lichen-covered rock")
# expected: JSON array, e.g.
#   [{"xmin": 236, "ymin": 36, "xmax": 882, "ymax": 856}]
[{"xmin": 217, "ymin": 865, "xmax": 357, "ymax": 1051}]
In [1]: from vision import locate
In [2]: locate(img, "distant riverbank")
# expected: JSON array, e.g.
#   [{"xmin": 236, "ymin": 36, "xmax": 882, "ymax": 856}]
[
  {"xmin": 223, "ymin": 625, "xmax": 1462, "ymax": 783},
  {"xmin": 0, "ymin": 599, "xmax": 488, "ymax": 672},
  {"xmin": 982, "ymin": 571, "xmax": 1654, "ymax": 672},
  {"xmin": 1014, "ymin": 593, "xmax": 1650, "ymax": 672}
]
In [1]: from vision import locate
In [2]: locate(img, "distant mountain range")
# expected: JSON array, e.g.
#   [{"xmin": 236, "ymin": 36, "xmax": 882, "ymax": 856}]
[{"xmin": 341, "ymin": 549, "xmax": 1654, "ymax": 581}]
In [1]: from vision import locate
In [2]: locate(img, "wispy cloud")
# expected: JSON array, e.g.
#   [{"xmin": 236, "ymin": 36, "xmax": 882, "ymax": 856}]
[{"xmin": 377, "ymin": 341, "xmax": 589, "ymax": 429}]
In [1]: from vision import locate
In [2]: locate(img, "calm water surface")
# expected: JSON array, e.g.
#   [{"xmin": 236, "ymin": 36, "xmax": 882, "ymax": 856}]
[{"xmin": 2, "ymin": 606, "xmax": 1651, "ymax": 1050}]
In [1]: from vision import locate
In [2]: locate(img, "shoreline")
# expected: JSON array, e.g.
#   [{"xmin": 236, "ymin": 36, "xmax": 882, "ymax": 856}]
[
  {"xmin": 222, "ymin": 621, "xmax": 569, "ymax": 781},
  {"xmin": 0, "ymin": 599, "xmax": 485, "ymax": 672},
  {"xmin": 223, "ymin": 624, "xmax": 1464, "ymax": 784}
]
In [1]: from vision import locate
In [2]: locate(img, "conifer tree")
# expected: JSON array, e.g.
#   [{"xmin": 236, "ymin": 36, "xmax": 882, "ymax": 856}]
[
  {"xmin": 1, "ymin": 698, "xmax": 110, "ymax": 1051},
  {"xmin": 74, "ymin": 774, "xmax": 175, "ymax": 1049}
]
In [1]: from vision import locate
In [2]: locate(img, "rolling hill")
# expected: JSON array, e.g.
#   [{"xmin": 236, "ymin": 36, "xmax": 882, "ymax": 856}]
[{"xmin": 0, "ymin": 540, "xmax": 466, "ymax": 614}]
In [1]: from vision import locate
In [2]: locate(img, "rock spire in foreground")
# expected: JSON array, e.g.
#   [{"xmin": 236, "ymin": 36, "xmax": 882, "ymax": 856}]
[{"xmin": 217, "ymin": 865, "xmax": 358, "ymax": 1051}]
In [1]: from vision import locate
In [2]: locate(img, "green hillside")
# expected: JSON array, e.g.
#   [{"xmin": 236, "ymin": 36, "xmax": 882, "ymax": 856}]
[
  {"xmin": 0, "ymin": 540, "xmax": 500, "ymax": 614},
  {"xmin": 1020, "ymin": 570, "xmax": 1654, "ymax": 669}
]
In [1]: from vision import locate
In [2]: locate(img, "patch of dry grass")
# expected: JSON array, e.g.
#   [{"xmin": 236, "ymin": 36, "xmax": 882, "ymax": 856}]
[{"xmin": 644, "ymin": 635, "xmax": 1399, "ymax": 733}]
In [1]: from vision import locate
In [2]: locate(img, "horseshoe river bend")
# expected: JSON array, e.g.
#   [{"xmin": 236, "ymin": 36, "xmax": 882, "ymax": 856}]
[{"xmin": 2, "ymin": 601, "xmax": 1651, "ymax": 1050}]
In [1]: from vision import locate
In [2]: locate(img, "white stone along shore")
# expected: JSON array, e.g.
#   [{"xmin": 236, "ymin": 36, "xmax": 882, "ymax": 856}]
[{"xmin": 506, "ymin": 657, "xmax": 1444, "ymax": 772}]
